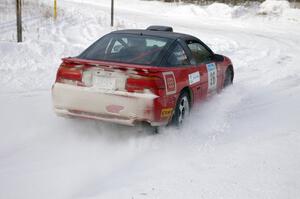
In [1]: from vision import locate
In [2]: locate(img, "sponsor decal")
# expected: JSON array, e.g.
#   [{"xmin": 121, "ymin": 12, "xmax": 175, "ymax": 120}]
[
  {"xmin": 188, "ymin": 71, "xmax": 200, "ymax": 85},
  {"xmin": 161, "ymin": 108, "xmax": 173, "ymax": 118},
  {"xmin": 106, "ymin": 105, "xmax": 124, "ymax": 114},
  {"xmin": 163, "ymin": 72, "xmax": 176, "ymax": 95}
]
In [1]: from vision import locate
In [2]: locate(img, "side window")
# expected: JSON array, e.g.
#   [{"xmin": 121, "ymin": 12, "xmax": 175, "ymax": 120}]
[
  {"xmin": 187, "ymin": 42, "xmax": 212, "ymax": 64},
  {"xmin": 167, "ymin": 44, "xmax": 190, "ymax": 66}
]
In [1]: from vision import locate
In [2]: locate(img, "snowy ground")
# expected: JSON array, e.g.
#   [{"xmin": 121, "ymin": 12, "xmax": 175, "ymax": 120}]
[{"xmin": 0, "ymin": 0, "xmax": 300, "ymax": 199}]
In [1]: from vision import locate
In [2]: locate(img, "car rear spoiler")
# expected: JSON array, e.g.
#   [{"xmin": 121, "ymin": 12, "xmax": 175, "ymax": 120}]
[{"xmin": 146, "ymin": 26, "xmax": 173, "ymax": 32}]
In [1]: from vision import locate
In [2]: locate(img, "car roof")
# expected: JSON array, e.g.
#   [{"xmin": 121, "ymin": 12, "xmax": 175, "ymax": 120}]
[{"xmin": 111, "ymin": 29, "xmax": 198, "ymax": 41}]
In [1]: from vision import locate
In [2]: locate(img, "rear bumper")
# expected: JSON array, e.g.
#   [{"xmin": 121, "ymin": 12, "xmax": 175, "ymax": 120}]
[{"xmin": 52, "ymin": 83, "xmax": 167, "ymax": 126}]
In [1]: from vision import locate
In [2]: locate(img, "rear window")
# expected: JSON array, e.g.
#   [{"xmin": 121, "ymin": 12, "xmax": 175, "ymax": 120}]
[{"xmin": 78, "ymin": 33, "xmax": 171, "ymax": 65}]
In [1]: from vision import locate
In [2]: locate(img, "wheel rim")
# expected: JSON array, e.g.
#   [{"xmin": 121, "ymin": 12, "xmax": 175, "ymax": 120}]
[{"xmin": 178, "ymin": 96, "xmax": 189, "ymax": 124}]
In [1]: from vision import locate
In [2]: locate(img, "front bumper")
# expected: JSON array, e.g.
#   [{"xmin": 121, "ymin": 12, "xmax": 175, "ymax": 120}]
[{"xmin": 52, "ymin": 83, "xmax": 167, "ymax": 126}]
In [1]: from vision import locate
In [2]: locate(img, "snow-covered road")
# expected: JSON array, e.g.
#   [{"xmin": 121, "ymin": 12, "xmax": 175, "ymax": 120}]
[{"xmin": 0, "ymin": 0, "xmax": 300, "ymax": 198}]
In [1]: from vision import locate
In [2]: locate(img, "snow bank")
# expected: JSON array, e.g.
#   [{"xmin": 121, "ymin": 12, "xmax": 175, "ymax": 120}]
[
  {"xmin": 164, "ymin": 3, "xmax": 233, "ymax": 19},
  {"xmin": 258, "ymin": 0, "xmax": 290, "ymax": 15},
  {"xmin": 160, "ymin": 0, "xmax": 296, "ymax": 20},
  {"xmin": 165, "ymin": 4, "xmax": 206, "ymax": 17},
  {"xmin": 206, "ymin": 3, "xmax": 233, "ymax": 18}
]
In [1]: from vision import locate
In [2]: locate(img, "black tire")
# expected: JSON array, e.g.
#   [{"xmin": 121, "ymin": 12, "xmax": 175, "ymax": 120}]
[
  {"xmin": 224, "ymin": 67, "xmax": 233, "ymax": 87},
  {"xmin": 172, "ymin": 92, "xmax": 190, "ymax": 126}
]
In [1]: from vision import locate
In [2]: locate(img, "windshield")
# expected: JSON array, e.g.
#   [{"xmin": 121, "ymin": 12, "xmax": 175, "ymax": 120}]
[{"xmin": 78, "ymin": 33, "xmax": 171, "ymax": 65}]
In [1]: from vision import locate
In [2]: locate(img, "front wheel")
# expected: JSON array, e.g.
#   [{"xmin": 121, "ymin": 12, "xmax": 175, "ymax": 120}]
[{"xmin": 172, "ymin": 92, "xmax": 190, "ymax": 126}]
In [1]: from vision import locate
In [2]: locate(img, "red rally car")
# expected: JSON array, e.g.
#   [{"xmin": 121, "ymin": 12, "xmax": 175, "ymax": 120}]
[{"xmin": 52, "ymin": 26, "xmax": 234, "ymax": 128}]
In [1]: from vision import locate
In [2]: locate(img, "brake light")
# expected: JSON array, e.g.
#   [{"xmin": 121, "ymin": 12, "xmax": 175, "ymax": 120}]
[
  {"xmin": 56, "ymin": 63, "xmax": 84, "ymax": 86},
  {"xmin": 126, "ymin": 76, "xmax": 164, "ymax": 93}
]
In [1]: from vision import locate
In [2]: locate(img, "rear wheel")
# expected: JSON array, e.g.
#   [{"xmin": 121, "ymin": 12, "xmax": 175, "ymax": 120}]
[
  {"xmin": 172, "ymin": 92, "xmax": 190, "ymax": 126},
  {"xmin": 224, "ymin": 67, "xmax": 233, "ymax": 87}
]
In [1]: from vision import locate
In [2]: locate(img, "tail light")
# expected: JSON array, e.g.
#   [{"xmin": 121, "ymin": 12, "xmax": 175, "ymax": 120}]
[
  {"xmin": 56, "ymin": 63, "xmax": 85, "ymax": 86},
  {"xmin": 126, "ymin": 76, "xmax": 165, "ymax": 94}
]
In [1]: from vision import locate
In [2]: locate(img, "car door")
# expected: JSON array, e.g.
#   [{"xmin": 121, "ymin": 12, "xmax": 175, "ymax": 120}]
[{"xmin": 185, "ymin": 40, "xmax": 219, "ymax": 97}]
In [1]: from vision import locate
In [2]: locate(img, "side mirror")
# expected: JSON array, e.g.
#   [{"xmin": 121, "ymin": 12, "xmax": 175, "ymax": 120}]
[{"xmin": 213, "ymin": 54, "xmax": 224, "ymax": 62}]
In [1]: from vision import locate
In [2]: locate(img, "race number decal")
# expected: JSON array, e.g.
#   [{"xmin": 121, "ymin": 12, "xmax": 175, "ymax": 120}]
[
  {"xmin": 206, "ymin": 63, "xmax": 217, "ymax": 91},
  {"xmin": 188, "ymin": 71, "xmax": 200, "ymax": 85},
  {"xmin": 163, "ymin": 72, "xmax": 176, "ymax": 95}
]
